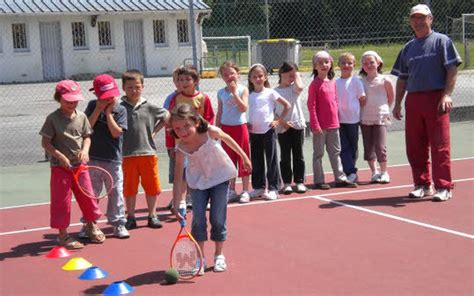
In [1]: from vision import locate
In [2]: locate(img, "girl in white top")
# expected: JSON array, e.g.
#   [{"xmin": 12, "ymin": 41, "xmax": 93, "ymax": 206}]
[
  {"xmin": 171, "ymin": 103, "xmax": 251, "ymax": 274},
  {"xmin": 360, "ymin": 51, "xmax": 394, "ymax": 183},
  {"xmin": 274, "ymin": 62, "xmax": 307, "ymax": 194},
  {"xmin": 216, "ymin": 61, "xmax": 251, "ymax": 203},
  {"xmin": 247, "ymin": 64, "xmax": 290, "ymax": 201}
]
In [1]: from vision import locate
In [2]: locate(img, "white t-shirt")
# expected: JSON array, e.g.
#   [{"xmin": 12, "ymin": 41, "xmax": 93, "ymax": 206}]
[
  {"xmin": 274, "ymin": 84, "xmax": 306, "ymax": 133},
  {"xmin": 336, "ymin": 76, "xmax": 365, "ymax": 124},
  {"xmin": 248, "ymin": 88, "xmax": 280, "ymax": 134}
]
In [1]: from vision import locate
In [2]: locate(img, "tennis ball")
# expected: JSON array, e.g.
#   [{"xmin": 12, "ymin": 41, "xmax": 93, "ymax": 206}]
[{"xmin": 164, "ymin": 268, "xmax": 179, "ymax": 284}]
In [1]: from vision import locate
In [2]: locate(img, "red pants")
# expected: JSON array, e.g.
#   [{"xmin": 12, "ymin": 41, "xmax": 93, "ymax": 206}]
[
  {"xmin": 221, "ymin": 124, "xmax": 251, "ymax": 177},
  {"xmin": 405, "ymin": 91, "xmax": 452, "ymax": 190}
]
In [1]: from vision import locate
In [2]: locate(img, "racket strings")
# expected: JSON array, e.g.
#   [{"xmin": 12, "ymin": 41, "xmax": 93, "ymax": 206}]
[
  {"xmin": 171, "ymin": 238, "xmax": 200, "ymax": 277},
  {"xmin": 76, "ymin": 166, "xmax": 114, "ymax": 199}
]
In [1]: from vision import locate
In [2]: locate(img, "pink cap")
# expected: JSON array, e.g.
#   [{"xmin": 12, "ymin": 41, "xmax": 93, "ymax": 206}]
[
  {"xmin": 91, "ymin": 74, "xmax": 120, "ymax": 100},
  {"xmin": 55, "ymin": 80, "xmax": 85, "ymax": 102}
]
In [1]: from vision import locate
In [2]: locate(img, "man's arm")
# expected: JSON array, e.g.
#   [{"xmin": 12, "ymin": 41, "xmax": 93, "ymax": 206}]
[
  {"xmin": 438, "ymin": 65, "xmax": 458, "ymax": 113},
  {"xmin": 392, "ymin": 78, "xmax": 407, "ymax": 120}
]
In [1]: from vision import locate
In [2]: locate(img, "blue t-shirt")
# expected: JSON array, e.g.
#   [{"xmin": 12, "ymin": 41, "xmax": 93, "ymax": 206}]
[
  {"xmin": 84, "ymin": 100, "xmax": 128, "ymax": 162},
  {"xmin": 217, "ymin": 84, "xmax": 247, "ymax": 125},
  {"xmin": 391, "ymin": 31, "xmax": 462, "ymax": 93}
]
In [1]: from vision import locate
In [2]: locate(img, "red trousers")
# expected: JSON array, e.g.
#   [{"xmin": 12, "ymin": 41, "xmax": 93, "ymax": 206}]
[{"xmin": 405, "ymin": 91, "xmax": 453, "ymax": 190}]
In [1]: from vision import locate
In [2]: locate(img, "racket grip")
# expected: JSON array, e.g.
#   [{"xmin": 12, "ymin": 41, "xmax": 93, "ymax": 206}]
[{"xmin": 178, "ymin": 201, "xmax": 187, "ymax": 227}]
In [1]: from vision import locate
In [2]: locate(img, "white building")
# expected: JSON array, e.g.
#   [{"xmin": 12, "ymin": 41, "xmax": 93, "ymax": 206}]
[{"xmin": 0, "ymin": 0, "xmax": 211, "ymax": 83}]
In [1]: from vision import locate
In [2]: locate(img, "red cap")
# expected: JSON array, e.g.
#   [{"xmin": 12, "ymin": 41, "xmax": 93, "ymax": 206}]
[
  {"xmin": 91, "ymin": 74, "xmax": 120, "ymax": 99},
  {"xmin": 55, "ymin": 80, "xmax": 84, "ymax": 102}
]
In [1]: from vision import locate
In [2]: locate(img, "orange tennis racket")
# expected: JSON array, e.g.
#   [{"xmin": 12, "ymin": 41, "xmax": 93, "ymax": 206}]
[
  {"xmin": 70, "ymin": 163, "xmax": 114, "ymax": 200},
  {"xmin": 169, "ymin": 202, "xmax": 203, "ymax": 280}
]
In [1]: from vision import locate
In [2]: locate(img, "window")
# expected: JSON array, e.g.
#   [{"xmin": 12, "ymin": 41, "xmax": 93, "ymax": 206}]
[
  {"xmin": 98, "ymin": 21, "xmax": 113, "ymax": 48},
  {"xmin": 177, "ymin": 19, "xmax": 189, "ymax": 44},
  {"xmin": 12, "ymin": 23, "xmax": 29, "ymax": 52},
  {"xmin": 71, "ymin": 22, "xmax": 88, "ymax": 49},
  {"xmin": 153, "ymin": 20, "xmax": 166, "ymax": 46}
]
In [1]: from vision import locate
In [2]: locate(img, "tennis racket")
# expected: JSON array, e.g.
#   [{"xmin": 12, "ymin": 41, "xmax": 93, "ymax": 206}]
[
  {"xmin": 70, "ymin": 163, "xmax": 114, "ymax": 200},
  {"xmin": 169, "ymin": 202, "xmax": 203, "ymax": 280}
]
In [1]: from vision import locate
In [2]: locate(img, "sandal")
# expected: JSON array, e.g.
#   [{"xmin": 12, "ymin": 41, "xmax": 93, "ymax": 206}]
[
  {"xmin": 85, "ymin": 223, "xmax": 106, "ymax": 243},
  {"xmin": 58, "ymin": 236, "xmax": 84, "ymax": 250}
]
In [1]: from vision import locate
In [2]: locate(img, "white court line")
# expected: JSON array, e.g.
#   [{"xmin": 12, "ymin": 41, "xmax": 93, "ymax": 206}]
[
  {"xmin": 2, "ymin": 156, "xmax": 473, "ymax": 211},
  {"xmin": 2, "ymin": 178, "xmax": 473, "ymax": 238}
]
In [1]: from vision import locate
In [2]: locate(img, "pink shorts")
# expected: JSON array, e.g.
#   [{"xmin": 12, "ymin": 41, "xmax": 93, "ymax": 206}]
[{"xmin": 221, "ymin": 124, "xmax": 251, "ymax": 177}]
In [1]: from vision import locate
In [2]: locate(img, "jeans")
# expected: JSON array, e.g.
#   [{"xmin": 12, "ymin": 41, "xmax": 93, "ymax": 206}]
[
  {"xmin": 190, "ymin": 181, "xmax": 229, "ymax": 242},
  {"xmin": 339, "ymin": 123, "xmax": 359, "ymax": 175}
]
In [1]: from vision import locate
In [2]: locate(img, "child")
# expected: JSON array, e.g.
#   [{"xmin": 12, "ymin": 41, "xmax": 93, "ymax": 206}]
[
  {"xmin": 165, "ymin": 65, "xmax": 215, "ymax": 207},
  {"xmin": 307, "ymin": 51, "xmax": 356, "ymax": 189},
  {"xmin": 216, "ymin": 61, "xmax": 251, "ymax": 203},
  {"xmin": 336, "ymin": 53, "xmax": 366, "ymax": 184},
  {"xmin": 247, "ymin": 63, "xmax": 290, "ymax": 200},
  {"xmin": 274, "ymin": 62, "xmax": 308, "ymax": 194},
  {"xmin": 83, "ymin": 74, "xmax": 129, "ymax": 239},
  {"xmin": 360, "ymin": 51, "xmax": 394, "ymax": 183},
  {"xmin": 39, "ymin": 80, "xmax": 105, "ymax": 249},
  {"xmin": 170, "ymin": 103, "xmax": 252, "ymax": 274},
  {"xmin": 120, "ymin": 70, "xmax": 169, "ymax": 230}
]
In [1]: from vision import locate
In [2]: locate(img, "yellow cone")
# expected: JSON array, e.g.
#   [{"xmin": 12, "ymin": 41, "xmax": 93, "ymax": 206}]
[{"xmin": 62, "ymin": 257, "xmax": 93, "ymax": 271}]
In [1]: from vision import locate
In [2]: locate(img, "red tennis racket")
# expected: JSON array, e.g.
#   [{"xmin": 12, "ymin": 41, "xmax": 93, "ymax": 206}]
[
  {"xmin": 70, "ymin": 163, "xmax": 114, "ymax": 200},
  {"xmin": 169, "ymin": 202, "xmax": 203, "ymax": 280}
]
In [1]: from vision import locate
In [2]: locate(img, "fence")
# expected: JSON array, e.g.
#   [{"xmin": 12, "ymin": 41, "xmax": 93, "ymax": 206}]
[{"xmin": 0, "ymin": 0, "xmax": 472, "ymax": 166}]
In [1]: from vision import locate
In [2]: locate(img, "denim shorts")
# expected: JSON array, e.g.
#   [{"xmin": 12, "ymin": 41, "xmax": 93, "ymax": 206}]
[{"xmin": 190, "ymin": 181, "xmax": 229, "ymax": 242}]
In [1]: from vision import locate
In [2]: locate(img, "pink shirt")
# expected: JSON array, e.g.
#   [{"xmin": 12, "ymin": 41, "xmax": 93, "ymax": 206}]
[{"xmin": 307, "ymin": 77, "xmax": 340, "ymax": 130}]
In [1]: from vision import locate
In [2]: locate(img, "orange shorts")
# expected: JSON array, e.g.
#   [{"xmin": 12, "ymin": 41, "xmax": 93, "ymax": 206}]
[{"xmin": 122, "ymin": 155, "xmax": 161, "ymax": 197}]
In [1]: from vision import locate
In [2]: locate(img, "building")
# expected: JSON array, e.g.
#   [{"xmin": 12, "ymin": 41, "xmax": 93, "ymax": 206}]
[{"xmin": 0, "ymin": 0, "xmax": 211, "ymax": 83}]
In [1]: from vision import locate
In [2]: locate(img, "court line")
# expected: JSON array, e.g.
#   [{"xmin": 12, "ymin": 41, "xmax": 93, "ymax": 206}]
[
  {"xmin": 2, "ymin": 178, "xmax": 473, "ymax": 238},
  {"xmin": 1, "ymin": 156, "xmax": 473, "ymax": 210}
]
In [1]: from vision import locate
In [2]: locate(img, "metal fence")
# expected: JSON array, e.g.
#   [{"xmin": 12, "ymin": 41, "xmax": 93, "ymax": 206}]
[{"xmin": 0, "ymin": 0, "xmax": 473, "ymax": 166}]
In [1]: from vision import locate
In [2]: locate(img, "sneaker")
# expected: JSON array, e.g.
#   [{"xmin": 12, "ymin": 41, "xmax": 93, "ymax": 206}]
[
  {"xmin": 193, "ymin": 257, "xmax": 206, "ymax": 276},
  {"xmin": 148, "ymin": 215, "xmax": 163, "ymax": 228},
  {"xmin": 347, "ymin": 173, "xmax": 358, "ymax": 184},
  {"xmin": 214, "ymin": 255, "xmax": 227, "ymax": 272},
  {"xmin": 378, "ymin": 172, "xmax": 390, "ymax": 184},
  {"xmin": 227, "ymin": 189, "xmax": 238, "ymax": 202},
  {"xmin": 125, "ymin": 216, "xmax": 137, "ymax": 230},
  {"xmin": 264, "ymin": 190, "xmax": 278, "ymax": 200},
  {"xmin": 408, "ymin": 185, "xmax": 434, "ymax": 199},
  {"xmin": 77, "ymin": 224, "xmax": 89, "ymax": 239},
  {"xmin": 335, "ymin": 180, "xmax": 357, "ymax": 188},
  {"xmin": 282, "ymin": 184, "xmax": 293, "ymax": 195},
  {"xmin": 239, "ymin": 191, "xmax": 250, "ymax": 203},
  {"xmin": 314, "ymin": 183, "xmax": 331, "ymax": 190},
  {"xmin": 249, "ymin": 188, "xmax": 265, "ymax": 199},
  {"xmin": 432, "ymin": 189, "xmax": 452, "ymax": 202},
  {"xmin": 371, "ymin": 172, "xmax": 381, "ymax": 183},
  {"xmin": 113, "ymin": 225, "xmax": 130, "ymax": 239},
  {"xmin": 295, "ymin": 183, "xmax": 308, "ymax": 193}
]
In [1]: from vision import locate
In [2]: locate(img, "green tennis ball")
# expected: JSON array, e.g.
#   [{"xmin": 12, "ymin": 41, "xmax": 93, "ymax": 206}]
[{"xmin": 164, "ymin": 268, "xmax": 179, "ymax": 284}]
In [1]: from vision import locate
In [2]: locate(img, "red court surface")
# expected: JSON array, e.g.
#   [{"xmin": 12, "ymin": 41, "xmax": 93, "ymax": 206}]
[{"xmin": 1, "ymin": 159, "xmax": 473, "ymax": 295}]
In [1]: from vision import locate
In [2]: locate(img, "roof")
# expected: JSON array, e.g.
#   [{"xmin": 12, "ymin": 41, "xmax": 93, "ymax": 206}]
[{"xmin": 0, "ymin": 0, "xmax": 210, "ymax": 15}]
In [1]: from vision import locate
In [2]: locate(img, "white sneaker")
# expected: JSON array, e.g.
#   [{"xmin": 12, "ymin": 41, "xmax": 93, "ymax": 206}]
[
  {"xmin": 371, "ymin": 172, "xmax": 381, "ymax": 183},
  {"xmin": 77, "ymin": 224, "xmax": 89, "ymax": 239},
  {"xmin": 347, "ymin": 173, "xmax": 358, "ymax": 184},
  {"xmin": 432, "ymin": 189, "xmax": 452, "ymax": 202},
  {"xmin": 295, "ymin": 183, "xmax": 308, "ymax": 193},
  {"xmin": 213, "ymin": 255, "xmax": 227, "ymax": 272},
  {"xmin": 264, "ymin": 190, "xmax": 278, "ymax": 200},
  {"xmin": 227, "ymin": 189, "xmax": 238, "ymax": 203},
  {"xmin": 282, "ymin": 184, "xmax": 293, "ymax": 195},
  {"xmin": 378, "ymin": 172, "xmax": 390, "ymax": 184},
  {"xmin": 239, "ymin": 191, "xmax": 250, "ymax": 203},
  {"xmin": 113, "ymin": 225, "xmax": 130, "ymax": 239},
  {"xmin": 249, "ymin": 188, "xmax": 265, "ymax": 199},
  {"xmin": 408, "ymin": 185, "xmax": 434, "ymax": 198},
  {"xmin": 193, "ymin": 257, "xmax": 206, "ymax": 276}
]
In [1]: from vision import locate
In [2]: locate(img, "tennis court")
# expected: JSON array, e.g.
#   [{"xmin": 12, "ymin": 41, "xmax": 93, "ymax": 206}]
[{"xmin": 0, "ymin": 155, "xmax": 473, "ymax": 295}]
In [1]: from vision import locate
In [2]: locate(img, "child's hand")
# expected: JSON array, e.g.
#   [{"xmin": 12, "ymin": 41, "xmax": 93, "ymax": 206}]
[
  {"xmin": 281, "ymin": 120, "xmax": 294, "ymax": 130},
  {"xmin": 247, "ymin": 123, "xmax": 252, "ymax": 132},
  {"xmin": 58, "ymin": 155, "xmax": 71, "ymax": 168},
  {"xmin": 96, "ymin": 100, "xmax": 109, "ymax": 111},
  {"xmin": 269, "ymin": 119, "xmax": 280, "ymax": 128},
  {"xmin": 228, "ymin": 80, "xmax": 238, "ymax": 94},
  {"xmin": 242, "ymin": 158, "xmax": 252, "ymax": 173},
  {"xmin": 104, "ymin": 100, "xmax": 115, "ymax": 114},
  {"xmin": 312, "ymin": 127, "xmax": 323, "ymax": 135},
  {"xmin": 78, "ymin": 150, "xmax": 89, "ymax": 163},
  {"xmin": 359, "ymin": 97, "xmax": 367, "ymax": 107}
]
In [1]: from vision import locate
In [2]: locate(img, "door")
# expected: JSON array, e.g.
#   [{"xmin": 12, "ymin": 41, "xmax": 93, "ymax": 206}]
[
  {"xmin": 39, "ymin": 22, "xmax": 64, "ymax": 81},
  {"xmin": 123, "ymin": 20, "xmax": 146, "ymax": 74}
]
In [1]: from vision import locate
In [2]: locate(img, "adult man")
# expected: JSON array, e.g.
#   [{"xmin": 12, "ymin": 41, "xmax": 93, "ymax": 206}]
[{"xmin": 391, "ymin": 4, "xmax": 462, "ymax": 201}]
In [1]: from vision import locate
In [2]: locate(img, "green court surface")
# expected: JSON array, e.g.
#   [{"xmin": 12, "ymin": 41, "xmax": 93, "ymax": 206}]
[{"xmin": 0, "ymin": 121, "xmax": 473, "ymax": 208}]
